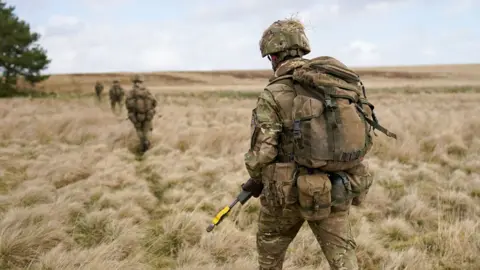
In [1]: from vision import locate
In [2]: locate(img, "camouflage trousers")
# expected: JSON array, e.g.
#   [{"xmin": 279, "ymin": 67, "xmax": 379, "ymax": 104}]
[
  {"xmin": 257, "ymin": 199, "xmax": 358, "ymax": 270},
  {"xmin": 110, "ymin": 99, "xmax": 123, "ymax": 113},
  {"xmin": 135, "ymin": 120, "xmax": 153, "ymax": 150}
]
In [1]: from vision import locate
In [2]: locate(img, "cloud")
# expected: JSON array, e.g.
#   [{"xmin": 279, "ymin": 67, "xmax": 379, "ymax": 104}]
[
  {"xmin": 38, "ymin": 20, "xmax": 183, "ymax": 73},
  {"xmin": 7, "ymin": 0, "xmax": 50, "ymax": 8},
  {"xmin": 422, "ymin": 48, "xmax": 437, "ymax": 56},
  {"xmin": 10, "ymin": 0, "xmax": 480, "ymax": 73},
  {"xmin": 82, "ymin": 0, "xmax": 133, "ymax": 11},
  {"xmin": 340, "ymin": 41, "xmax": 381, "ymax": 65},
  {"xmin": 41, "ymin": 15, "xmax": 84, "ymax": 37},
  {"xmin": 349, "ymin": 41, "xmax": 379, "ymax": 56},
  {"xmin": 364, "ymin": 1, "xmax": 399, "ymax": 12},
  {"xmin": 192, "ymin": 0, "xmax": 408, "ymax": 25},
  {"xmin": 443, "ymin": 0, "xmax": 477, "ymax": 15}
]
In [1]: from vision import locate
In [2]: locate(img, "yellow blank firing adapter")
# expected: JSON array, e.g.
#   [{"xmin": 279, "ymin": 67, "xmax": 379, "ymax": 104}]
[{"xmin": 206, "ymin": 190, "xmax": 252, "ymax": 232}]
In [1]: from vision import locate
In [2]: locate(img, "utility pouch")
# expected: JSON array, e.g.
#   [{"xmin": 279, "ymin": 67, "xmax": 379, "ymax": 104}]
[
  {"xmin": 127, "ymin": 112, "xmax": 137, "ymax": 124},
  {"xmin": 260, "ymin": 162, "xmax": 297, "ymax": 209},
  {"xmin": 126, "ymin": 98, "xmax": 136, "ymax": 111},
  {"xmin": 297, "ymin": 172, "xmax": 332, "ymax": 221},
  {"xmin": 137, "ymin": 113, "xmax": 146, "ymax": 122},
  {"xmin": 145, "ymin": 109, "xmax": 155, "ymax": 121},
  {"xmin": 345, "ymin": 162, "xmax": 373, "ymax": 206},
  {"xmin": 329, "ymin": 172, "xmax": 352, "ymax": 212}
]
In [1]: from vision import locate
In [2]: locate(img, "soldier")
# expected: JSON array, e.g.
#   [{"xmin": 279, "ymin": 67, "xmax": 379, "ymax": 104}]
[
  {"xmin": 241, "ymin": 18, "xmax": 396, "ymax": 270},
  {"xmin": 94, "ymin": 81, "xmax": 104, "ymax": 102},
  {"xmin": 109, "ymin": 79, "xmax": 124, "ymax": 114},
  {"xmin": 125, "ymin": 74, "xmax": 157, "ymax": 153}
]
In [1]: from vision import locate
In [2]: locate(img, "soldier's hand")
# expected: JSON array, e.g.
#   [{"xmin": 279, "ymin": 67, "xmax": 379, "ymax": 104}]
[
  {"xmin": 241, "ymin": 178, "xmax": 263, "ymax": 198},
  {"xmin": 352, "ymin": 193, "xmax": 367, "ymax": 206}
]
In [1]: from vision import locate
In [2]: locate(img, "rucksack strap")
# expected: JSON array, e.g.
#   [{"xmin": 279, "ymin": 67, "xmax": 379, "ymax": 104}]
[
  {"xmin": 323, "ymin": 87, "xmax": 341, "ymax": 159},
  {"xmin": 364, "ymin": 117, "xmax": 397, "ymax": 139},
  {"xmin": 358, "ymin": 81, "xmax": 397, "ymax": 139},
  {"xmin": 267, "ymin": 75, "xmax": 294, "ymax": 86},
  {"xmin": 355, "ymin": 103, "xmax": 397, "ymax": 139}
]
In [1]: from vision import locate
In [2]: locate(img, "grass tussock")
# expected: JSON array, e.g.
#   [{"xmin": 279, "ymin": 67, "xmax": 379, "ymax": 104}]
[{"xmin": 0, "ymin": 89, "xmax": 479, "ymax": 269}]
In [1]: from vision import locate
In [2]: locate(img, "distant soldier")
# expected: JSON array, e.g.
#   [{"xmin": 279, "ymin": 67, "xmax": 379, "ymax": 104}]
[
  {"xmin": 125, "ymin": 74, "xmax": 157, "ymax": 153},
  {"xmin": 109, "ymin": 79, "xmax": 124, "ymax": 114},
  {"xmin": 94, "ymin": 81, "xmax": 104, "ymax": 101}
]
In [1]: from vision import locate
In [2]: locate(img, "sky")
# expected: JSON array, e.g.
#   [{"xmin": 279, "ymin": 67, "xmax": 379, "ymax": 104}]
[{"xmin": 5, "ymin": 0, "xmax": 480, "ymax": 74}]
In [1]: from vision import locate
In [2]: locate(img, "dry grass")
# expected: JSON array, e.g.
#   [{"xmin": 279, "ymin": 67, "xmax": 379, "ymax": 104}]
[{"xmin": 1, "ymin": 64, "xmax": 480, "ymax": 269}]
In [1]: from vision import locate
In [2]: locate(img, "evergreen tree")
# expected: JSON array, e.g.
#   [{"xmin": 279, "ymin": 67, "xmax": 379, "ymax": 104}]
[{"xmin": 0, "ymin": 0, "xmax": 51, "ymax": 96}]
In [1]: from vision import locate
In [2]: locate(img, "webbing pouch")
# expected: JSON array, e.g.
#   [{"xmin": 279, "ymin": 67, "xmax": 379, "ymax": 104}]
[{"xmin": 296, "ymin": 172, "xmax": 332, "ymax": 221}]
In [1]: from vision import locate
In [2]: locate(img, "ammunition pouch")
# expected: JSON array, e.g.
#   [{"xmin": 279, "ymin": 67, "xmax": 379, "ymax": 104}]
[
  {"xmin": 260, "ymin": 162, "xmax": 297, "ymax": 210},
  {"xmin": 296, "ymin": 170, "xmax": 332, "ymax": 221}
]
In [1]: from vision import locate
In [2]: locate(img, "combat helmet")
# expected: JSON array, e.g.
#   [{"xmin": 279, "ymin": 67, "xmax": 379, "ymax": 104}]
[
  {"xmin": 259, "ymin": 18, "xmax": 311, "ymax": 58},
  {"xmin": 131, "ymin": 74, "xmax": 144, "ymax": 83}
]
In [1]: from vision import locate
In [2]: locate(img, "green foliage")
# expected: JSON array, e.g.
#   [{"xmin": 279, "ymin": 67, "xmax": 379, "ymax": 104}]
[{"xmin": 0, "ymin": 1, "xmax": 51, "ymax": 96}]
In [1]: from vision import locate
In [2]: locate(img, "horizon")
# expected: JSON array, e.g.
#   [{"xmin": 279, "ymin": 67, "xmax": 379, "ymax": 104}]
[
  {"xmin": 6, "ymin": 0, "xmax": 480, "ymax": 74},
  {"xmin": 42, "ymin": 62, "xmax": 480, "ymax": 76}
]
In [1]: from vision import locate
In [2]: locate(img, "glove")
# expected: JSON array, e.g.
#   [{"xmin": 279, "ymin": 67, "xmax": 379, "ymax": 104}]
[
  {"xmin": 352, "ymin": 193, "xmax": 367, "ymax": 206},
  {"xmin": 241, "ymin": 178, "xmax": 264, "ymax": 198}
]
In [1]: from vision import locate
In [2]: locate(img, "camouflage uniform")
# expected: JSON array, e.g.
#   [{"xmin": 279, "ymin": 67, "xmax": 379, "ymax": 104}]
[
  {"xmin": 245, "ymin": 19, "xmax": 362, "ymax": 270},
  {"xmin": 109, "ymin": 80, "xmax": 125, "ymax": 113},
  {"xmin": 125, "ymin": 75, "xmax": 157, "ymax": 153},
  {"xmin": 94, "ymin": 81, "xmax": 104, "ymax": 101}
]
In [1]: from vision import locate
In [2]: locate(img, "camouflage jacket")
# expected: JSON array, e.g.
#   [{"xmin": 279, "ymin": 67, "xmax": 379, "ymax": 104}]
[
  {"xmin": 95, "ymin": 83, "xmax": 103, "ymax": 92},
  {"xmin": 109, "ymin": 84, "xmax": 124, "ymax": 99},
  {"xmin": 125, "ymin": 83, "xmax": 157, "ymax": 114},
  {"xmin": 244, "ymin": 57, "xmax": 308, "ymax": 180}
]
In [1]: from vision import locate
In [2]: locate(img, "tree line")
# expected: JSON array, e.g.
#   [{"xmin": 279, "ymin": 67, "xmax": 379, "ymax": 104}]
[{"xmin": 0, "ymin": 0, "xmax": 50, "ymax": 97}]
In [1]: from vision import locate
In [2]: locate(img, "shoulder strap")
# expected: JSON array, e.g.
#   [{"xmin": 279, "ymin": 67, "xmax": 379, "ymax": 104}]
[{"xmin": 267, "ymin": 74, "xmax": 293, "ymax": 86}]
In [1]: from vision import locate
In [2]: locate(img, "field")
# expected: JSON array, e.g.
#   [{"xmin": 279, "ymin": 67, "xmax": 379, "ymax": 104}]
[
  {"xmin": 35, "ymin": 63, "xmax": 480, "ymax": 95},
  {"xmin": 1, "ymin": 63, "xmax": 480, "ymax": 270}
]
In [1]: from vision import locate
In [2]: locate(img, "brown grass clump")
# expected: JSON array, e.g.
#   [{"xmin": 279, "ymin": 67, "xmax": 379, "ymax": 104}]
[{"xmin": 0, "ymin": 77, "xmax": 479, "ymax": 269}]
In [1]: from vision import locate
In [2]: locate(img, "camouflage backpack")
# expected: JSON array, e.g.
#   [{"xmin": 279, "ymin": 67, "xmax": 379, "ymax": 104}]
[
  {"xmin": 286, "ymin": 56, "xmax": 397, "ymax": 171},
  {"xmin": 95, "ymin": 82, "xmax": 103, "ymax": 94},
  {"xmin": 110, "ymin": 83, "xmax": 123, "ymax": 100},
  {"xmin": 125, "ymin": 86, "xmax": 156, "ymax": 125}
]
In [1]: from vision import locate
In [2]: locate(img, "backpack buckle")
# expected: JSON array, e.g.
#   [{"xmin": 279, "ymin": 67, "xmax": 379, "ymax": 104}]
[
  {"xmin": 325, "ymin": 99, "xmax": 332, "ymax": 108},
  {"xmin": 293, "ymin": 120, "xmax": 301, "ymax": 139},
  {"xmin": 325, "ymin": 98, "xmax": 336, "ymax": 110}
]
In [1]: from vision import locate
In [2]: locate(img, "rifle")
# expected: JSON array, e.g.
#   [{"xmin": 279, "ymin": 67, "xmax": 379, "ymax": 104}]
[{"xmin": 206, "ymin": 189, "xmax": 252, "ymax": 232}]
